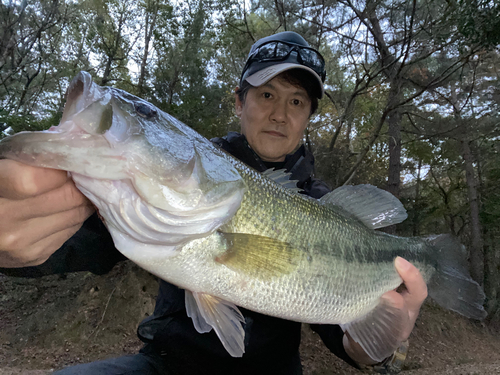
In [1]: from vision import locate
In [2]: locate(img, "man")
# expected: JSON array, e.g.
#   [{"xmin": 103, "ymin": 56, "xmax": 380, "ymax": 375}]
[{"xmin": 0, "ymin": 31, "xmax": 427, "ymax": 374}]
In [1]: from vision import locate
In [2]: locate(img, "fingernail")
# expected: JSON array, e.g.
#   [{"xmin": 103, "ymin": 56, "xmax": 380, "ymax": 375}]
[{"xmin": 395, "ymin": 256, "xmax": 411, "ymax": 271}]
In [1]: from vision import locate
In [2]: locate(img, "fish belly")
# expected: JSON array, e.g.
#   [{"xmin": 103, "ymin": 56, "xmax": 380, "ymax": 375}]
[{"xmin": 123, "ymin": 231, "xmax": 404, "ymax": 325}]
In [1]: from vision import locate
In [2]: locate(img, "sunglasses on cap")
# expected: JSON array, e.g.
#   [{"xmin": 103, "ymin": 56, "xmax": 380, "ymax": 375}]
[{"xmin": 243, "ymin": 40, "xmax": 326, "ymax": 82}]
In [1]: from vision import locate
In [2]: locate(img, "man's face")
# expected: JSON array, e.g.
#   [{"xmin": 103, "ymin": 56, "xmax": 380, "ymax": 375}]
[{"xmin": 235, "ymin": 76, "xmax": 312, "ymax": 162}]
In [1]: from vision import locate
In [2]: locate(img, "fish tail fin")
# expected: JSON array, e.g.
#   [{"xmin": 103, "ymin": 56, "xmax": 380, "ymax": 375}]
[{"xmin": 426, "ymin": 234, "xmax": 487, "ymax": 320}]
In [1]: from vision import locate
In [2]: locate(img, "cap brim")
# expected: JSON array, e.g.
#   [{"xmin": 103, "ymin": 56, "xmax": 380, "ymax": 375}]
[{"xmin": 244, "ymin": 63, "xmax": 324, "ymax": 99}]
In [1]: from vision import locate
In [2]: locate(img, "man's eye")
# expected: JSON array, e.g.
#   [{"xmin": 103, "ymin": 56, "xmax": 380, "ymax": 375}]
[
  {"xmin": 292, "ymin": 99, "xmax": 301, "ymax": 106},
  {"xmin": 263, "ymin": 92, "xmax": 272, "ymax": 98}
]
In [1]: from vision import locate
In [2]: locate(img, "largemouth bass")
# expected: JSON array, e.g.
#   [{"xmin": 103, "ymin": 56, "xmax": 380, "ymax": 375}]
[{"xmin": 0, "ymin": 72, "xmax": 486, "ymax": 361}]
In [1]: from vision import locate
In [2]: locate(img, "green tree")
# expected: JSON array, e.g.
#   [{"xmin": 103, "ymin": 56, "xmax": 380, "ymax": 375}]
[
  {"xmin": 136, "ymin": 0, "xmax": 173, "ymax": 97},
  {"xmin": 83, "ymin": 0, "xmax": 138, "ymax": 87},
  {"xmin": 150, "ymin": 0, "xmax": 234, "ymax": 138},
  {"xmin": 0, "ymin": 0, "xmax": 73, "ymax": 117}
]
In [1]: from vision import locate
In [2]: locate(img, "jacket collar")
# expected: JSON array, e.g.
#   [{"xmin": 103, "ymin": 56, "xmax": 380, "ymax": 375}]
[{"xmin": 215, "ymin": 132, "xmax": 316, "ymax": 186}]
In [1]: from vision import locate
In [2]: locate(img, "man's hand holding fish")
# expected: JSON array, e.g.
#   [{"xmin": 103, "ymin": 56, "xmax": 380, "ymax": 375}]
[{"xmin": 0, "ymin": 160, "xmax": 94, "ymax": 267}]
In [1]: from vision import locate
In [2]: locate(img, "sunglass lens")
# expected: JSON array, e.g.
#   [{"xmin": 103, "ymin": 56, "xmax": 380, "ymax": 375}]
[
  {"xmin": 256, "ymin": 42, "xmax": 290, "ymax": 60},
  {"xmin": 275, "ymin": 42, "xmax": 291, "ymax": 57},
  {"xmin": 300, "ymin": 49, "xmax": 324, "ymax": 69},
  {"xmin": 255, "ymin": 43, "xmax": 277, "ymax": 60}
]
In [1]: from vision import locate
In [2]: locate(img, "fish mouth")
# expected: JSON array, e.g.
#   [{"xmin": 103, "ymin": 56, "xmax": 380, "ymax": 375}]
[{"xmin": 47, "ymin": 121, "xmax": 92, "ymax": 135}]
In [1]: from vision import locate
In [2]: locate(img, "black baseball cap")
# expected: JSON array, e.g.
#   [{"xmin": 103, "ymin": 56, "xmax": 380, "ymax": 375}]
[{"xmin": 240, "ymin": 31, "xmax": 325, "ymax": 99}]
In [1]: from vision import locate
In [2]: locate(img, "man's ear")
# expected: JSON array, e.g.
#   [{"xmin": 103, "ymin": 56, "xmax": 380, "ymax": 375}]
[{"xmin": 234, "ymin": 87, "xmax": 243, "ymax": 117}]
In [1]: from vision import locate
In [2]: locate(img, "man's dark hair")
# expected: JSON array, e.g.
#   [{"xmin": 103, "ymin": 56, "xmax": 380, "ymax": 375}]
[{"xmin": 236, "ymin": 69, "xmax": 319, "ymax": 116}]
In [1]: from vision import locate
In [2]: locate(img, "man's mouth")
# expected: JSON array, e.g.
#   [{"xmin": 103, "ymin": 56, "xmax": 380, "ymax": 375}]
[{"xmin": 264, "ymin": 131, "xmax": 286, "ymax": 137}]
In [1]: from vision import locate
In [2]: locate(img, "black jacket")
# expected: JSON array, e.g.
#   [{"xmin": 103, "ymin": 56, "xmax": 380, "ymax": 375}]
[{"xmin": 0, "ymin": 132, "xmax": 357, "ymax": 374}]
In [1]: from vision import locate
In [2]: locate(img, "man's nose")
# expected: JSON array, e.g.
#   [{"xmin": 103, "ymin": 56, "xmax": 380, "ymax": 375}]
[{"xmin": 270, "ymin": 102, "xmax": 287, "ymax": 123}]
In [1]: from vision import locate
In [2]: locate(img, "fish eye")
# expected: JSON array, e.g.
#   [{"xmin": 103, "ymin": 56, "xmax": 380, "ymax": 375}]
[{"xmin": 134, "ymin": 102, "xmax": 158, "ymax": 119}]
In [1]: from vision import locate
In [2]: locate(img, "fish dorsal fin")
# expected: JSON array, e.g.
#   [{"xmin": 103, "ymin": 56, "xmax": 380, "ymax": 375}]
[
  {"xmin": 216, "ymin": 232, "xmax": 300, "ymax": 279},
  {"xmin": 262, "ymin": 168, "xmax": 301, "ymax": 193},
  {"xmin": 184, "ymin": 290, "xmax": 246, "ymax": 357},
  {"xmin": 319, "ymin": 184, "xmax": 407, "ymax": 229},
  {"xmin": 340, "ymin": 295, "xmax": 408, "ymax": 362}
]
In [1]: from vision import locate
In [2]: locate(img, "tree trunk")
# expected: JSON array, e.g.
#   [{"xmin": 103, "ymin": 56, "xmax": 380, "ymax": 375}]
[
  {"xmin": 412, "ymin": 158, "xmax": 422, "ymax": 236},
  {"xmin": 386, "ymin": 108, "xmax": 402, "ymax": 199},
  {"xmin": 100, "ymin": 3, "xmax": 128, "ymax": 87},
  {"xmin": 384, "ymin": 78, "xmax": 403, "ymax": 234},
  {"xmin": 138, "ymin": 1, "xmax": 158, "ymax": 97},
  {"xmin": 484, "ymin": 229, "xmax": 499, "ymax": 318},
  {"xmin": 101, "ymin": 57, "xmax": 113, "ymax": 86},
  {"xmin": 461, "ymin": 139, "xmax": 484, "ymax": 284}
]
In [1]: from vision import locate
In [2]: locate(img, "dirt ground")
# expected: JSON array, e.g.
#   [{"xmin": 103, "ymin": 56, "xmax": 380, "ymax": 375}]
[{"xmin": 1, "ymin": 261, "xmax": 499, "ymax": 374}]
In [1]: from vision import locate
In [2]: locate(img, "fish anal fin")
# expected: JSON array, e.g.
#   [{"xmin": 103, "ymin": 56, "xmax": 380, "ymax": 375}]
[
  {"xmin": 184, "ymin": 290, "xmax": 246, "ymax": 357},
  {"xmin": 320, "ymin": 185, "xmax": 407, "ymax": 229},
  {"xmin": 340, "ymin": 296, "xmax": 409, "ymax": 362},
  {"xmin": 185, "ymin": 290, "xmax": 212, "ymax": 333},
  {"xmin": 216, "ymin": 232, "xmax": 301, "ymax": 279}
]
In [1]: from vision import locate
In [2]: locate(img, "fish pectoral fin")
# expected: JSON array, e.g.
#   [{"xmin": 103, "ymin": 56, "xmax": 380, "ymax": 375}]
[
  {"xmin": 340, "ymin": 296, "xmax": 409, "ymax": 362},
  {"xmin": 184, "ymin": 290, "xmax": 246, "ymax": 357},
  {"xmin": 320, "ymin": 184, "xmax": 408, "ymax": 229},
  {"xmin": 216, "ymin": 232, "xmax": 301, "ymax": 279}
]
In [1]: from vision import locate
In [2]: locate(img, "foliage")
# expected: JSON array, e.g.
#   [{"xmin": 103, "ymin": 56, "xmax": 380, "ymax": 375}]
[
  {"xmin": 453, "ymin": 0, "xmax": 500, "ymax": 49},
  {"xmin": 0, "ymin": 109, "xmax": 61, "ymax": 140}
]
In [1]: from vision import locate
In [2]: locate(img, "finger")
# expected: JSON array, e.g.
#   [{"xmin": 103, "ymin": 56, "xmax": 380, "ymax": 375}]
[
  {"xmin": 0, "ymin": 159, "xmax": 69, "ymax": 199},
  {"xmin": 5, "ymin": 179, "xmax": 92, "ymax": 220},
  {"xmin": 381, "ymin": 289, "xmax": 406, "ymax": 310},
  {"xmin": 394, "ymin": 257, "xmax": 427, "ymax": 310},
  {"xmin": 0, "ymin": 204, "xmax": 95, "ymax": 252},
  {"xmin": 0, "ymin": 224, "xmax": 84, "ymax": 268},
  {"xmin": 26, "ymin": 223, "xmax": 88, "ymax": 266}
]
